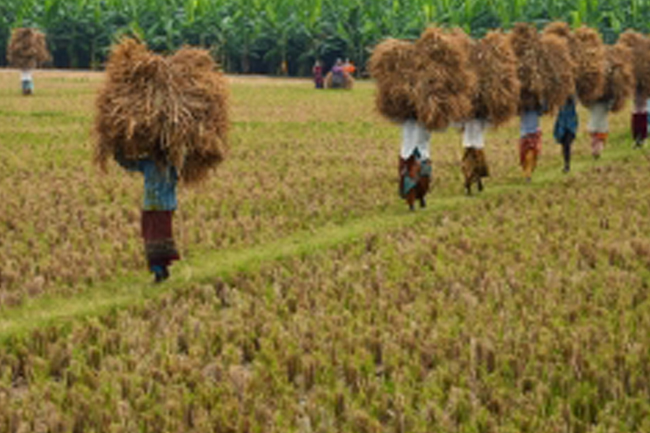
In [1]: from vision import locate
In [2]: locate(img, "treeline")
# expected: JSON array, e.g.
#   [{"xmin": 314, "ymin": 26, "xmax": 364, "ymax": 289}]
[{"xmin": 1, "ymin": 0, "xmax": 650, "ymax": 75}]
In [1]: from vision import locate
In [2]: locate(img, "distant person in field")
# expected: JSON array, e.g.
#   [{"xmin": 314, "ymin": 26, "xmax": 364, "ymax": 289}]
[
  {"xmin": 632, "ymin": 92, "xmax": 648, "ymax": 148},
  {"xmin": 20, "ymin": 69, "xmax": 34, "ymax": 95},
  {"xmin": 458, "ymin": 119, "xmax": 490, "ymax": 195},
  {"xmin": 343, "ymin": 58, "xmax": 356, "ymax": 76},
  {"xmin": 312, "ymin": 60, "xmax": 324, "ymax": 89},
  {"xmin": 587, "ymin": 100, "xmax": 611, "ymax": 159},
  {"xmin": 115, "ymin": 150, "xmax": 180, "ymax": 283},
  {"xmin": 330, "ymin": 59, "xmax": 346, "ymax": 88},
  {"xmin": 519, "ymin": 107, "xmax": 543, "ymax": 181},
  {"xmin": 554, "ymin": 97, "xmax": 578, "ymax": 173},
  {"xmin": 400, "ymin": 118, "xmax": 432, "ymax": 211}
]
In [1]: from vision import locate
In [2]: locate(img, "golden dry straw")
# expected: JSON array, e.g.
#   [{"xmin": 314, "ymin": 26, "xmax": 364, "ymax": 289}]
[
  {"xmin": 509, "ymin": 23, "xmax": 545, "ymax": 111},
  {"xmin": 539, "ymin": 33, "xmax": 575, "ymax": 113},
  {"xmin": 618, "ymin": 30, "xmax": 650, "ymax": 98},
  {"xmin": 573, "ymin": 27, "xmax": 606, "ymax": 105},
  {"xmin": 324, "ymin": 71, "xmax": 354, "ymax": 89},
  {"xmin": 510, "ymin": 23, "xmax": 574, "ymax": 113},
  {"xmin": 543, "ymin": 21, "xmax": 574, "ymax": 42},
  {"xmin": 94, "ymin": 38, "xmax": 229, "ymax": 185},
  {"xmin": 6, "ymin": 28, "xmax": 51, "ymax": 69},
  {"xmin": 599, "ymin": 44, "xmax": 635, "ymax": 113},
  {"xmin": 368, "ymin": 39, "xmax": 418, "ymax": 122},
  {"xmin": 470, "ymin": 31, "xmax": 520, "ymax": 126},
  {"xmin": 414, "ymin": 27, "xmax": 476, "ymax": 130}
]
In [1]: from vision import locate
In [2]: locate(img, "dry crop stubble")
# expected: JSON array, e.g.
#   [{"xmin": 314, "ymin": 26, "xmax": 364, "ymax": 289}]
[
  {"xmin": 1, "ymin": 159, "xmax": 650, "ymax": 432},
  {"xmin": 0, "ymin": 69, "xmax": 636, "ymax": 308}
]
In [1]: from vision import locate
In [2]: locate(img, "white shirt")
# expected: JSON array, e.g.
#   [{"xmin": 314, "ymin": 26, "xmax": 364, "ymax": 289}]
[
  {"xmin": 401, "ymin": 120, "xmax": 431, "ymax": 160},
  {"xmin": 588, "ymin": 102, "xmax": 610, "ymax": 133},
  {"xmin": 20, "ymin": 70, "xmax": 33, "ymax": 81},
  {"xmin": 461, "ymin": 119, "xmax": 489, "ymax": 149}
]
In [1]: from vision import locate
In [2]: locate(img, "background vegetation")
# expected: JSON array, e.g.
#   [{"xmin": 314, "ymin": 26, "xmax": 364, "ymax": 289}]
[{"xmin": 2, "ymin": 0, "xmax": 650, "ymax": 74}]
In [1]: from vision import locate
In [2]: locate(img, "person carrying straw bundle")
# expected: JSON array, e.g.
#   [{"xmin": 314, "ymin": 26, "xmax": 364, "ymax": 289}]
[
  {"xmin": 544, "ymin": 24, "xmax": 606, "ymax": 171},
  {"xmin": 553, "ymin": 97, "xmax": 579, "ymax": 173},
  {"xmin": 618, "ymin": 32, "xmax": 650, "ymax": 148},
  {"xmin": 457, "ymin": 31, "xmax": 520, "ymax": 195},
  {"xmin": 369, "ymin": 38, "xmax": 432, "ymax": 211},
  {"xmin": 6, "ymin": 28, "xmax": 51, "ymax": 96},
  {"xmin": 509, "ymin": 23, "xmax": 574, "ymax": 181},
  {"xmin": 325, "ymin": 59, "xmax": 354, "ymax": 90},
  {"xmin": 412, "ymin": 27, "xmax": 476, "ymax": 205},
  {"xmin": 586, "ymin": 42, "xmax": 636, "ymax": 158},
  {"xmin": 618, "ymin": 31, "xmax": 650, "ymax": 149},
  {"xmin": 94, "ymin": 39, "xmax": 229, "ymax": 283}
]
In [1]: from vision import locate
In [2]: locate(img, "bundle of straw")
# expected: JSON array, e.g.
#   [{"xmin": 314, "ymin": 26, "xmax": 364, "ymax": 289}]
[
  {"xmin": 572, "ymin": 27, "xmax": 606, "ymax": 105},
  {"xmin": 324, "ymin": 71, "xmax": 354, "ymax": 90},
  {"xmin": 94, "ymin": 39, "xmax": 229, "ymax": 185},
  {"xmin": 470, "ymin": 31, "xmax": 520, "ymax": 126},
  {"xmin": 617, "ymin": 31, "xmax": 650, "ymax": 98},
  {"xmin": 509, "ymin": 23, "xmax": 546, "ymax": 111},
  {"xmin": 510, "ymin": 23, "xmax": 574, "ymax": 113},
  {"xmin": 599, "ymin": 44, "xmax": 635, "ymax": 113},
  {"xmin": 6, "ymin": 28, "xmax": 51, "ymax": 69},
  {"xmin": 414, "ymin": 27, "xmax": 476, "ymax": 130},
  {"xmin": 539, "ymin": 33, "xmax": 575, "ymax": 113},
  {"xmin": 369, "ymin": 39, "xmax": 418, "ymax": 122}
]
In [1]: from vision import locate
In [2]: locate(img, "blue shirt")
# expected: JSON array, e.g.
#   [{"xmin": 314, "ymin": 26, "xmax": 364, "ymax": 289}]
[
  {"xmin": 553, "ymin": 98, "xmax": 579, "ymax": 143},
  {"xmin": 115, "ymin": 154, "xmax": 178, "ymax": 211}
]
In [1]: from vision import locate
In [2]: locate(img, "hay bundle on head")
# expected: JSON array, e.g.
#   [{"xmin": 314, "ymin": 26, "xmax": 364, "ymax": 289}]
[
  {"xmin": 539, "ymin": 33, "xmax": 575, "ymax": 113},
  {"xmin": 324, "ymin": 71, "xmax": 354, "ymax": 90},
  {"xmin": 94, "ymin": 38, "xmax": 229, "ymax": 185},
  {"xmin": 509, "ymin": 23, "xmax": 545, "ymax": 112},
  {"xmin": 600, "ymin": 44, "xmax": 635, "ymax": 113},
  {"xmin": 369, "ymin": 39, "xmax": 418, "ymax": 122},
  {"xmin": 7, "ymin": 28, "xmax": 51, "ymax": 69},
  {"xmin": 414, "ymin": 27, "xmax": 476, "ymax": 130},
  {"xmin": 543, "ymin": 21, "xmax": 574, "ymax": 43},
  {"xmin": 618, "ymin": 31, "xmax": 650, "ymax": 98},
  {"xmin": 470, "ymin": 31, "xmax": 520, "ymax": 126},
  {"xmin": 572, "ymin": 27, "xmax": 606, "ymax": 105}
]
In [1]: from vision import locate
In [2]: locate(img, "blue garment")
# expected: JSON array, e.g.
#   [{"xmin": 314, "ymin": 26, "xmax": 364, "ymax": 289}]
[
  {"xmin": 115, "ymin": 154, "xmax": 178, "ymax": 211},
  {"xmin": 520, "ymin": 110, "xmax": 540, "ymax": 137},
  {"xmin": 554, "ymin": 98, "xmax": 579, "ymax": 144}
]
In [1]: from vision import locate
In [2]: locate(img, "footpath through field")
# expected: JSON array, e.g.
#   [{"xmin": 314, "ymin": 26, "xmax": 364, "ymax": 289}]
[{"xmin": 0, "ymin": 140, "xmax": 647, "ymax": 341}]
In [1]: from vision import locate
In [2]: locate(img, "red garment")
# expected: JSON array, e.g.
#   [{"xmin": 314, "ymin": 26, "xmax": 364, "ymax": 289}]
[
  {"xmin": 519, "ymin": 131, "xmax": 542, "ymax": 166},
  {"xmin": 632, "ymin": 112, "xmax": 648, "ymax": 140},
  {"xmin": 141, "ymin": 210, "xmax": 180, "ymax": 268}
]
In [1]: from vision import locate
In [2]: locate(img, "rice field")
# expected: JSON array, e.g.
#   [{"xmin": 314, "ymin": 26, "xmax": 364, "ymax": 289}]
[{"xmin": 1, "ymin": 69, "xmax": 650, "ymax": 432}]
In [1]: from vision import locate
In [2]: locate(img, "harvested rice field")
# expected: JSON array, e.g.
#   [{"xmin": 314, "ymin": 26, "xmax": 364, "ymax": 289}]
[{"xmin": 1, "ymin": 69, "xmax": 650, "ymax": 432}]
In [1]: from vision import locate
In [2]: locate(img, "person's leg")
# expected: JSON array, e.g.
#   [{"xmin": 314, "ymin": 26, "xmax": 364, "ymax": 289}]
[
  {"xmin": 562, "ymin": 132, "xmax": 574, "ymax": 172},
  {"xmin": 417, "ymin": 159, "xmax": 431, "ymax": 208},
  {"xmin": 462, "ymin": 148, "xmax": 474, "ymax": 195},
  {"xmin": 142, "ymin": 210, "xmax": 179, "ymax": 282}
]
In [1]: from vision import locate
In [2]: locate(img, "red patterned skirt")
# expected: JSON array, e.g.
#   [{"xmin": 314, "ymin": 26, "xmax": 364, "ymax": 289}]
[
  {"xmin": 632, "ymin": 112, "xmax": 648, "ymax": 140},
  {"xmin": 141, "ymin": 211, "xmax": 180, "ymax": 268},
  {"xmin": 519, "ymin": 131, "xmax": 542, "ymax": 166}
]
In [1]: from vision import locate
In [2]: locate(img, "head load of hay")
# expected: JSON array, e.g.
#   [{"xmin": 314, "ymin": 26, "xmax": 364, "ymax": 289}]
[
  {"xmin": 617, "ymin": 31, "xmax": 650, "ymax": 98},
  {"xmin": 94, "ymin": 38, "xmax": 229, "ymax": 185},
  {"xmin": 470, "ymin": 31, "xmax": 520, "ymax": 127},
  {"xmin": 509, "ymin": 23, "xmax": 574, "ymax": 113},
  {"xmin": 598, "ymin": 44, "xmax": 635, "ymax": 113},
  {"xmin": 414, "ymin": 27, "xmax": 477, "ymax": 131},
  {"xmin": 7, "ymin": 28, "xmax": 51, "ymax": 70},
  {"xmin": 369, "ymin": 39, "xmax": 419, "ymax": 122},
  {"xmin": 543, "ymin": 23, "xmax": 606, "ymax": 105}
]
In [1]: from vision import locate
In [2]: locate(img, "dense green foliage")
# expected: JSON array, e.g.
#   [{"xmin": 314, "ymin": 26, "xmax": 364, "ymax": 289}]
[{"xmin": 2, "ymin": 0, "xmax": 650, "ymax": 74}]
